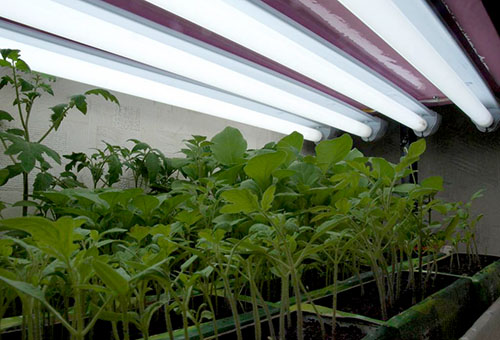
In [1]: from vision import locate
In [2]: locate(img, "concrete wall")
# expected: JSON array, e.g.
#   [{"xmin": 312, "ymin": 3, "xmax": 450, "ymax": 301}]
[
  {"xmin": 354, "ymin": 106, "xmax": 500, "ymax": 255},
  {"xmin": 0, "ymin": 75, "xmax": 284, "ymax": 217}
]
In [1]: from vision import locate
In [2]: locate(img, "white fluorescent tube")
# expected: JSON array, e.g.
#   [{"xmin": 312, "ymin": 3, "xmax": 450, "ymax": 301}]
[
  {"xmin": 147, "ymin": 0, "xmax": 439, "ymax": 135},
  {"xmin": 0, "ymin": 0, "xmax": 385, "ymax": 140},
  {"xmin": 0, "ymin": 24, "xmax": 324, "ymax": 142},
  {"xmin": 337, "ymin": 0, "xmax": 500, "ymax": 131}
]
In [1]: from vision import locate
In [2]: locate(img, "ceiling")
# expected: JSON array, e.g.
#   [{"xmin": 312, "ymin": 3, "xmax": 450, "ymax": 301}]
[
  {"xmin": 101, "ymin": 0, "xmax": 500, "ymax": 110},
  {"xmin": 1, "ymin": 0, "xmax": 499, "ymax": 140}
]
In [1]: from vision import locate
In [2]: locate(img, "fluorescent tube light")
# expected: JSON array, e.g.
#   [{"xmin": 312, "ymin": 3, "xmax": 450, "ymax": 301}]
[
  {"xmin": 1, "ymin": 0, "xmax": 386, "ymax": 140},
  {"xmin": 0, "ymin": 23, "xmax": 325, "ymax": 142},
  {"xmin": 337, "ymin": 0, "xmax": 500, "ymax": 131},
  {"xmin": 146, "ymin": 0, "xmax": 440, "ymax": 136}
]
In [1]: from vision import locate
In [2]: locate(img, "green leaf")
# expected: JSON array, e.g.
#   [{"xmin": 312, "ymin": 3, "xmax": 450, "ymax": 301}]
[
  {"xmin": 105, "ymin": 154, "xmax": 122, "ymax": 185},
  {"xmin": 289, "ymin": 162, "xmax": 322, "ymax": 186},
  {"xmin": 220, "ymin": 188, "xmax": 259, "ymax": 214},
  {"xmin": 276, "ymin": 131, "xmax": 304, "ymax": 166},
  {"xmin": 18, "ymin": 78, "xmax": 34, "ymax": 92},
  {"xmin": 393, "ymin": 183, "xmax": 418, "ymax": 193},
  {"xmin": 93, "ymin": 260, "xmax": 129, "ymax": 296},
  {"xmin": 408, "ymin": 139, "xmax": 426, "ymax": 158},
  {"xmin": 15, "ymin": 59, "xmax": 30, "ymax": 72},
  {"xmin": 0, "ymin": 164, "xmax": 23, "ymax": 186},
  {"xmin": 315, "ymin": 134, "xmax": 353, "ymax": 173},
  {"xmin": 0, "ymin": 133, "xmax": 61, "ymax": 172},
  {"xmin": 145, "ymin": 152, "xmax": 160, "ymax": 182},
  {"xmin": 421, "ymin": 176, "xmax": 443, "ymax": 191},
  {"xmin": 6, "ymin": 128, "xmax": 24, "ymax": 136},
  {"xmin": 210, "ymin": 127, "xmax": 247, "ymax": 166},
  {"xmin": 371, "ymin": 157, "xmax": 395, "ymax": 180},
  {"xmin": 0, "ymin": 168, "xmax": 9, "ymax": 186},
  {"xmin": 0, "ymin": 216, "xmax": 83, "ymax": 261},
  {"xmin": 261, "ymin": 185, "xmax": 276, "ymax": 211},
  {"xmin": 33, "ymin": 172, "xmax": 54, "ymax": 191},
  {"xmin": 50, "ymin": 104, "xmax": 68, "ymax": 130},
  {"xmin": 0, "ymin": 275, "xmax": 46, "ymax": 302},
  {"xmin": 132, "ymin": 195, "xmax": 160, "ymax": 217},
  {"xmin": 84, "ymin": 89, "xmax": 120, "ymax": 105},
  {"xmin": 0, "ymin": 110, "xmax": 14, "ymax": 122},
  {"xmin": 70, "ymin": 94, "xmax": 87, "ymax": 114},
  {"xmin": 244, "ymin": 151, "xmax": 286, "ymax": 189},
  {"xmin": 128, "ymin": 225, "xmax": 150, "ymax": 242}
]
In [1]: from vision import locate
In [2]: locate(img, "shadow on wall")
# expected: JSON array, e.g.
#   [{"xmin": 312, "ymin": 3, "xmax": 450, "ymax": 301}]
[{"xmin": 353, "ymin": 105, "xmax": 500, "ymax": 256}]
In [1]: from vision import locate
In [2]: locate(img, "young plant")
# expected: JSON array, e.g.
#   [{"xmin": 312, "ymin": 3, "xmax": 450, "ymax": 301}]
[{"xmin": 0, "ymin": 48, "xmax": 119, "ymax": 214}]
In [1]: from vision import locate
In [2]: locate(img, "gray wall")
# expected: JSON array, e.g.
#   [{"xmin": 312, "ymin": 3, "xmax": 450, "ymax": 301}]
[
  {"xmin": 0, "ymin": 75, "xmax": 284, "ymax": 217},
  {"xmin": 354, "ymin": 106, "xmax": 500, "ymax": 255}
]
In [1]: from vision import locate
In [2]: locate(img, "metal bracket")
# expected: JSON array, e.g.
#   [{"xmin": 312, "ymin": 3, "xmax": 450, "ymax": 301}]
[
  {"xmin": 413, "ymin": 110, "xmax": 441, "ymax": 137},
  {"xmin": 476, "ymin": 108, "xmax": 500, "ymax": 133}
]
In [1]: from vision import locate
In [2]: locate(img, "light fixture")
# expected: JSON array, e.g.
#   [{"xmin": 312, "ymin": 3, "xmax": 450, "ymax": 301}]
[
  {"xmin": 0, "ymin": 0, "xmax": 388, "ymax": 141},
  {"xmin": 146, "ymin": 0, "xmax": 440, "ymax": 136},
  {"xmin": 0, "ymin": 22, "xmax": 325, "ymax": 142},
  {"xmin": 337, "ymin": 0, "xmax": 500, "ymax": 132}
]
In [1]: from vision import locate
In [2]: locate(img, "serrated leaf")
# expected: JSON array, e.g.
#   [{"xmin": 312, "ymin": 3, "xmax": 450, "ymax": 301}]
[
  {"xmin": 15, "ymin": 59, "xmax": 30, "ymax": 72},
  {"xmin": 33, "ymin": 172, "xmax": 54, "ymax": 191},
  {"xmin": 50, "ymin": 104, "xmax": 68, "ymax": 130},
  {"xmin": 210, "ymin": 127, "xmax": 247, "ymax": 166},
  {"xmin": 0, "ymin": 133, "xmax": 61, "ymax": 172},
  {"xmin": 70, "ymin": 94, "xmax": 87, "ymax": 114},
  {"xmin": 18, "ymin": 78, "xmax": 34, "ymax": 92},
  {"xmin": 220, "ymin": 188, "xmax": 259, "ymax": 214},
  {"xmin": 85, "ymin": 89, "xmax": 120, "ymax": 105}
]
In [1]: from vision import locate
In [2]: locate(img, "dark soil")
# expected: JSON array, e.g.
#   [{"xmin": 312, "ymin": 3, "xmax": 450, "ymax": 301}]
[
  {"xmin": 215, "ymin": 312, "xmax": 368, "ymax": 340},
  {"xmin": 287, "ymin": 315, "xmax": 366, "ymax": 340},
  {"xmin": 436, "ymin": 254, "xmax": 499, "ymax": 276},
  {"xmin": 313, "ymin": 272, "xmax": 457, "ymax": 321}
]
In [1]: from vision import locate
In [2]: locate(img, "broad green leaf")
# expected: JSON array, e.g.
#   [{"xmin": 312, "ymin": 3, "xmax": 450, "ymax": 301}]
[
  {"xmin": 408, "ymin": 139, "xmax": 426, "ymax": 158},
  {"xmin": 421, "ymin": 176, "xmax": 443, "ymax": 191},
  {"xmin": 105, "ymin": 154, "xmax": 122, "ymax": 185},
  {"xmin": 315, "ymin": 134, "xmax": 353, "ymax": 173},
  {"xmin": 220, "ymin": 188, "xmax": 259, "ymax": 214},
  {"xmin": 93, "ymin": 259, "xmax": 129, "ymax": 296},
  {"xmin": 128, "ymin": 225, "xmax": 150, "ymax": 242},
  {"xmin": 0, "ymin": 275, "xmax": 46, "ymax": 302},
  {"xmin": 0, "ymin": 110, "xmax": 13, "ymax": 121},
  {"xmin": 371, "ymin": 157, "xmax": 395, "ymax": 180},
  {"xmin": 132, "ymin": 195, "xmax": 160, "ymax": 217},
  {"xmin": 393, "ymin": 183, "xmax": 418, "ymax": 193},
  {"xmin": 210, "ymin": 127, "xmax": 247, "ymax": 165},
  {"xmin": 289, "ymin": 162, "xmax": 322, "ymax": 186},
  {"xmin": 244, "ymin": 151, "xmax": 286, "ymax": 189},
  {"xmin": 261, "ymin": 185, "xmax": 276, "ymax": 211},
  {"xmin": 145, "ymin": 152, "xmax": 160, "ymax": 181},
  {"xmin": 0, "ymin": 168, "xmax": 9, "ymax": 186},
  {"xmin": 276, "ymin": 131, "xmax": 303, "ymax": 166}
]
